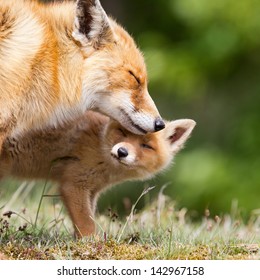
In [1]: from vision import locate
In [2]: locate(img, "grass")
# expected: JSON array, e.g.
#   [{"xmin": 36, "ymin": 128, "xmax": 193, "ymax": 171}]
[{"xmin": 0, "ymin": 181, "xmax": 260, "ymax": 260}]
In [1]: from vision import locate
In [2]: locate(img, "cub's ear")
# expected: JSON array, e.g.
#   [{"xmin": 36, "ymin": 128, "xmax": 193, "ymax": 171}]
[
  {"xmin": 164, "ymin": 119, "xmax": 196, "ymax": 154},
  {"xmin": 73, "ymin": 0, "xmax": 114, "ymax": 49}
]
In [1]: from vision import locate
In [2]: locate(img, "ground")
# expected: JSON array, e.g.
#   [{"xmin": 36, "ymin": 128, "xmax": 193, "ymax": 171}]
[{"xmin": 0, "ymin": 182, "xmax": 259, "ymax": 260}]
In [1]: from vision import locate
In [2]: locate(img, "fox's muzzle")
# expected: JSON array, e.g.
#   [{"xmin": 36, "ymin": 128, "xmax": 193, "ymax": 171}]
[{"xmin": 119, "ymin": 108, "xmax": 165, "ymax": 134}]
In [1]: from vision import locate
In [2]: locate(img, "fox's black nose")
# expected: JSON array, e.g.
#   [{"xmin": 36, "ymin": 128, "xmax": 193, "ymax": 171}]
[
  {"xmin": 117, "ymin": 147, "xmax": 128, "ymax": 158},
  {"xmin": 154, "ymin": 118, "xmax": 165, "ymax": 131}
]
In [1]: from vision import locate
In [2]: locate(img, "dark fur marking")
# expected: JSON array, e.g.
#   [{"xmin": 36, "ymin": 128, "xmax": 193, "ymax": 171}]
[
  {"xmin": 0, "ymin": 10, "xmax": 15, "ymax": 38},
  {"xmin": 131, "ymin": 107, "xmax": 140, "ymax": 114},
  {"xmin": 65, "ymin": 27, "xmax": 74, "ymax": 41},
  {"xmin": 119, "ymin": 109, "xmax": 147, "ymax": 134},
  {"xmin": 76, "ymin": 0, "xmax": 111, "ymax": 47},
  {"xmin": 53, "ymin": 156, "xmax": 80, "ymax": 163},
  {"xmin": 4, "ymin": 138, "xmax": 20, "ymax": 160},
  {"xmin": 77, "ymin": 0, "xmax": 96, "ymax": 39}
]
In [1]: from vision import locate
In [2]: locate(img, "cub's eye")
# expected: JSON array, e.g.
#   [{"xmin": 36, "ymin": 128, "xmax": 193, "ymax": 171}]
[
  {"xmin": 141, "ymin": 143, "xmax": 154, "ymax": 150},
  {"xmin": 118, "ymin": 128, "xmax": 127, "ymax": 137},
  {"xmin": 128, "ymin": 70, "xmax": 141, "ymax": 85}
]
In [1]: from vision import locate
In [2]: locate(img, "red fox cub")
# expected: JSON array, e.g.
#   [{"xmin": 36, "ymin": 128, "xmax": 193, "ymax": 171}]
[
  {"xmin": 0, "ymin": 112, "xmax": 195, "ymax": 237},
  {"xmin": 0, "ymin": 0, "xmax": 164, "ymax": 153}
]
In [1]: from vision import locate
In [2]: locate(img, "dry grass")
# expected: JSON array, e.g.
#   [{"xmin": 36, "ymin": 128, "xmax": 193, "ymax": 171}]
[{"xmin": 0, "ymin": 181, "xmax": 260, "ymax": 260}]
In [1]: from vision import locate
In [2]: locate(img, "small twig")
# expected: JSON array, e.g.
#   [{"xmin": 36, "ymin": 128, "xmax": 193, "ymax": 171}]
[
  {"xmin": 117, "ymin": 186, "xmax": 155, "ymax": 243},
  {"xmin": 34, "ymin": 165, "xmax": 55, "ymax": 228},
  {"xmin": 90, "ymin": 215, "xmax": 105, "ymax": 236},
  {"xmin": 42, "ymin": 195, "xmax": 61, "ymax": 198},
  {"xmin": 7, "ymin": 211, "xmax": 33, "ymax": 226}
]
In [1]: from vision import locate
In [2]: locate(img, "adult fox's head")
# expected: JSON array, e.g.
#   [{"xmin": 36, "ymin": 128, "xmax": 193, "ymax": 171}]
[{"xmin": 73, "ymin": 0, "xmax": 165, "ymax": 134}]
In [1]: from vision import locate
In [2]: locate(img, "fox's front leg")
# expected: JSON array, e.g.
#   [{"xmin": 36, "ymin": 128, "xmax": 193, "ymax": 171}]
[{"xmin": 60, "ymin": 183, "xmax": 95, "ymax": 238}]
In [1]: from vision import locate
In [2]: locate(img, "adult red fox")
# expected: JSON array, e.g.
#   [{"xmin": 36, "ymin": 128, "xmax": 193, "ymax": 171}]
[
  {"xmin": 0, "ymin": 111, "xmax": 195, "ymax": 237},
  {"xmin": 0, "ymin": 0, "xmax": 164, "ymax": 152}
]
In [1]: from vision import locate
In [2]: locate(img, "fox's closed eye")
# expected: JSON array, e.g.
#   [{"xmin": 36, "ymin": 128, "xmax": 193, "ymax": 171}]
[
  {"xmin": 141, "ymin": 143, "xmax": 154, "ymax": 150},
  {"xmin": 128, "ymin": 70, "xmax": 141, "ymax": 85},
  {"xmin": 118, "ymin": 128, "xmax": 127, "ymax": 137}
]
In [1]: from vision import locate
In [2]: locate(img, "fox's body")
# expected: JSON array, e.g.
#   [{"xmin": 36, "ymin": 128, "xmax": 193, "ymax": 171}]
[
  {"xmin": 0, "ymin": 0, "xmax": 164, "ymax": 152},
  {"xmin": 0, "ymin": 111, "xmax": 195, "ymax": 237}
]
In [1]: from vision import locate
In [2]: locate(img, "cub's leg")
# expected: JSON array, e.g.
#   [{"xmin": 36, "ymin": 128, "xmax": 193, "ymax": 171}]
[{"xmin": 60, "ymin": 184, "xmax": 95, "ymax": 238}]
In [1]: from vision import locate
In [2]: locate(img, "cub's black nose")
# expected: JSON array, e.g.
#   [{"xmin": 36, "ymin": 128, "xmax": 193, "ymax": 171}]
[
  {"xmin": 154, "ymin": 118, "xmax": 165, "ymax": 131},
  {"xmin": 117, "ymin": 147, "xmax": 128, "ymax": 158}
]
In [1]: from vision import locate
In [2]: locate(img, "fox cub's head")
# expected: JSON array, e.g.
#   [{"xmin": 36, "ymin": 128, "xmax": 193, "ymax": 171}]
[
  {"xmin": 103, "ymin": 119, "xmax": 196, "ymax": 180},
  {"xmin": 73, "ymin": 0, "xmax": 164, "ymax": 135}
]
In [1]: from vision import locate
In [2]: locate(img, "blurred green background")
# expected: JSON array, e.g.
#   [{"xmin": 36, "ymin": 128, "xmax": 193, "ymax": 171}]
[{"xmin": 2, "ymin": 0, "xmax": 260, "ymax": 220}]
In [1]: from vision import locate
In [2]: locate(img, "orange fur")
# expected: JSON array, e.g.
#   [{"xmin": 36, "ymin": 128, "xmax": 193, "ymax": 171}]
[
  {"xmin": 0, "ymin": 111, "xmax": 195, "ymax": 237},
  {"xmin": 0, "ymin": 0, "xmax": 164, "ymax": 154}
]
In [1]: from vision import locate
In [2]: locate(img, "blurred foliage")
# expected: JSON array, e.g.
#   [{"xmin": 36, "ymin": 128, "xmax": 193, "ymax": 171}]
[{"xmin": 6, "ymin": 0, "xmax": 260, "ymax": 219}]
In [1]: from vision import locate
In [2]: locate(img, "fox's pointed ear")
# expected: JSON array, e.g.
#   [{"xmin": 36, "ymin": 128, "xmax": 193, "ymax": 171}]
[
  {"xmin": 73, "ymin": 0, "xmax": 114, "ymax": 49},
  {"xmin": 164, "ymin": 119, "xmax": 196, "ymax": 154}
]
